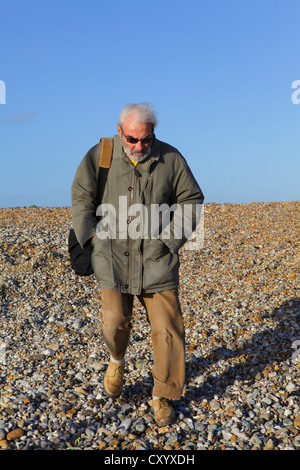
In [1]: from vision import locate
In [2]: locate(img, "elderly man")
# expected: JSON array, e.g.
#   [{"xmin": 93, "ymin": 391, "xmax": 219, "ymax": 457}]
[{"xmin": 71, "ymin": 103, "xmax": 204, "ymax": 427}]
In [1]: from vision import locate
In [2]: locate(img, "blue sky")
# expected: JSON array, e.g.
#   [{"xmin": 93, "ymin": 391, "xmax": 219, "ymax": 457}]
[{"xmin": 0, "ymin": 0, "xmax": 299, "ymax": 207}]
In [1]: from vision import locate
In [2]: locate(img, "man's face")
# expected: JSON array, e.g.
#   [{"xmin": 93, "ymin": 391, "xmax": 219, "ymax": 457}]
[{"xmin": 117, "ymin": 114, "xmax": 154, "ymax": 161}]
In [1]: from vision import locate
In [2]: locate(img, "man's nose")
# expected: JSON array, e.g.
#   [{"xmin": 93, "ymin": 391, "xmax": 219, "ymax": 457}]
[{"xmin": 135, "ymin": 141, "xmax": 144, "ymax": 151}]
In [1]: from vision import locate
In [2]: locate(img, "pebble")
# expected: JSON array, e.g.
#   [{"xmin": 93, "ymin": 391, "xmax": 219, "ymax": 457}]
[
  {"xmin": 6, "ymin": 428, "xmax": 23, "ymax": 441},
  {"xmin": 0, "ymin": 202, "xmax": 299, "ymax": 450},
  {"xmin": 264, "ymin": 438, "xmax": 275, "ymax": 450}
]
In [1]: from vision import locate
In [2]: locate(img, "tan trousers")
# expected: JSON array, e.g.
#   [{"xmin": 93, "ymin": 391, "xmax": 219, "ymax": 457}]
[{"xmin": 100, "ymin": 288, "xmax": 185, "ymax": 400}]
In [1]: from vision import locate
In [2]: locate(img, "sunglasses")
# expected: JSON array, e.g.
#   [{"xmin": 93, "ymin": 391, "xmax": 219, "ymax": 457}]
[{"xmin": 120, "ymin": 127, "xmax": 154, "ymax": 145}]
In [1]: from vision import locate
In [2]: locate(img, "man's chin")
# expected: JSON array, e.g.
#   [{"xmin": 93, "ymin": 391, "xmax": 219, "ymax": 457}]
[{"xmin": 125, "ymin": 147, "xmax": 151, "ymax": 162}]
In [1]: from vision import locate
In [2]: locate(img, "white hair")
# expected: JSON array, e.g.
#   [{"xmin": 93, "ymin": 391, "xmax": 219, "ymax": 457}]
[{"xmin": 118, "ymin": 103, "xmax": 157, "ymax": 129}]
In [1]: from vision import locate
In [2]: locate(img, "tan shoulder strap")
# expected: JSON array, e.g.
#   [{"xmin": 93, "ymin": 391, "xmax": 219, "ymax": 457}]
[{"xmin": 99, "ymin": 137, "xmax": 113, "ymax": 168}]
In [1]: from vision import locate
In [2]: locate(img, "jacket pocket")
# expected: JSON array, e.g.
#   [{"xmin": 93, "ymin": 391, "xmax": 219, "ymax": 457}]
[
  {"xmin": 142, "ymin": 238, "xmax": 179, "ymax": 290},
  {"xmin": 145, "ymin": 238, "xmax": 170, "ymax": 261},
  {"xmin": 91, "ymin": 236, "xmax": 114, "ymax": 284}
]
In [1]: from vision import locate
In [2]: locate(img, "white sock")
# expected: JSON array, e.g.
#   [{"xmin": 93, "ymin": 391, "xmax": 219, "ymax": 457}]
[{"xmin": 110, "ymin": 355, "xmax": 125, "ymax": 365}]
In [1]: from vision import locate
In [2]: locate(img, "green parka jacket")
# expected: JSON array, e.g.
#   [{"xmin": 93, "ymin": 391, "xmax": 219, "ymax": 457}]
[{"xmin": 71, "ymin": 135, "xmax": 204, "ymax": 294}]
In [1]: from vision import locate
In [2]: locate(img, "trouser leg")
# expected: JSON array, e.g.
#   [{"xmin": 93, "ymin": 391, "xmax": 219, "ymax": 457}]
[
  {"xmin": 139, "ymin": 289, "xmax": 185, "ymax": 400},
  {"xmin": 101, "ymin": 288, "xmax": 133, "ymax": 361}
]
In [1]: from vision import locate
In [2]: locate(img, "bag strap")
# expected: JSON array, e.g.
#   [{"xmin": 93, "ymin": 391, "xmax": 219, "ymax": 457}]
[
  {"xmin": 99, "ymin": 137, "xmax": 113, "ymax": 168},
  {"xmin": 96, "ymin": 137, "xmax": 113, "ymax": 208}
]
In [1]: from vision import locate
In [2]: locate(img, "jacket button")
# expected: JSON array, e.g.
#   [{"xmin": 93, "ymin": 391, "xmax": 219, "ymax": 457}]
[
  {"xmin": 128, "ymin": 186, "xmax": 133, "ymax": 191},
  {"xmin": 123, "ymin": 284, "xmax": 129, "ymax": 289},
  {"xmin": 124, "ymin": 251, "xmax": 129, "ymax": 256}
]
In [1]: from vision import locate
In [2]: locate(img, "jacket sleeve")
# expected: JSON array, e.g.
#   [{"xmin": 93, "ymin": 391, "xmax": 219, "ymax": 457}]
[
  {"xmin": 158, "ymin": 153, "xmax": 204, "ymax": 254},
  {"xmin": 71, "ymin": 146, "xmax": 99, "ymax": 247}
]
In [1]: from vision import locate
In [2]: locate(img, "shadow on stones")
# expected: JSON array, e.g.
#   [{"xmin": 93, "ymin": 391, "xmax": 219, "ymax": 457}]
[
  {"xmin": 184, "ymin": 297, "xmax": 300, "ymax": 403},
  {"xmin": 122, "ymin": 375, "xmax": 153, "ymax": 402}
]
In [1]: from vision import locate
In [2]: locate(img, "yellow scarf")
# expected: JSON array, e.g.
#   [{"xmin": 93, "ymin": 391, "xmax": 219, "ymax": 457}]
[{"xmin": 129, "ymin": 158, "xmax": 138, "ymax": 166}]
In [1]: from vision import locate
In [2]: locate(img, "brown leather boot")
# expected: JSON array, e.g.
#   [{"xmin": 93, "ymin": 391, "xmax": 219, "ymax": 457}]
[
  {"xmin": 150, "ymin": 397, "xmax": 176, "ymax": 427},
  {"xmin": 103, "ymin": 361, "xmax": 125, "ymax": 398}
]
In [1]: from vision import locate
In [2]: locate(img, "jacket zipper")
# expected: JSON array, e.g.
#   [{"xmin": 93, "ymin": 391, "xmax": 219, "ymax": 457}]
[
  {"xmin": 125, "ymin": 168, "xmax": 136, "ymax": 290},
  {"xmin": 138, "ymin": 159, "xmax": 153, "ymax": 291}
]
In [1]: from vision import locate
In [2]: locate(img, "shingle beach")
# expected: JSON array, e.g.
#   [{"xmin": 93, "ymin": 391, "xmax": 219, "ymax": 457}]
[{"xmin": 0, "ymin": 201, "xmax": 299, "ymax": 450}]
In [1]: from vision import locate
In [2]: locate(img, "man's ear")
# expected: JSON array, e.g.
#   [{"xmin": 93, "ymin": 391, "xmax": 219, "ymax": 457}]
[{"xmin": 117, "ymin": 125, "xmax": 122, "ymax": 138}]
